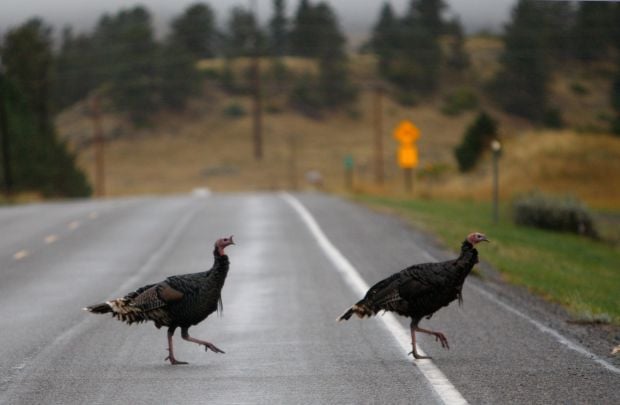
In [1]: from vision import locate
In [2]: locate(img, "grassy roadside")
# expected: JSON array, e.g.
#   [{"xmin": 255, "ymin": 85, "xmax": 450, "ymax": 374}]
[{"xmin": 355, "ymin": 195, "xmax": 620, "ymax": 325}]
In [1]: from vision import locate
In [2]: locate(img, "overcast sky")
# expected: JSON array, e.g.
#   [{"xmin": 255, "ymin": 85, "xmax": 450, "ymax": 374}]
[{"xmin": 0, "ymin": 0, "xmax": 514, "ymax": 40}]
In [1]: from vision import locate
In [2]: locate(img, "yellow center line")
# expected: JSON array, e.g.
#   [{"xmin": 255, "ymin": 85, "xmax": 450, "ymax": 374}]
[
  {"xmin": 45, "ymin": 234, "xmax": 59, "ymax": 244},
  {"xmin": 68, "ymin": 221, "xmax": 80, "ymax": 230},
  {"xmin": 13, "ymin": 250, "xmax": 29, "ymax": 260},
  {"xmin": 89, "ymin": 211, "xmax": 99, "ymax": 219}
]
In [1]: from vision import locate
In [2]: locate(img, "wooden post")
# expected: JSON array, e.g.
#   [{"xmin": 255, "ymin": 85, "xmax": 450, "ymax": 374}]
[
  {"xmin": 373, "ymin": 85, "xmax": 384, "ymax": 186},
  {"xmin": 0, "ymin": 73, "xmax": 13, "ymax": 198},
  {"xmin": 251, "ymin": 0, "xmax": 262, "ymax": 161},
  {"xmin": 404, "ymin": 168, "xmax": 413, "ymax": 193},
  {"xmin": 91, "ymin": 95, "xmax": 105, "ymax": 197}
]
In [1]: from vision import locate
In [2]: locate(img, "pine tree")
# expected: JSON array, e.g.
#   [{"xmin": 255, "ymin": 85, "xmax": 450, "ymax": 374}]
[
  {"xmin": 269, "ymin": 0, "xmax": 288, "ymax": 57},
  {"xmin": 170, "ymin": 3, "xmax": 217, "ymax": 60},
  {"xmin": 92, "ymin": 7, "xmax": 160, "ymax": 124},
  {"xmin": 290, "ymin": 0, "xmax": 319, "ymax": 57},
  {"xmin": 454, "ymin": 112, "xmax": 498, "ymax": 172},
  {"xmin": 1, "ymin": 20, "xmax": 91, "ymax": 197},
  {"xmin": 371, "ymin": 2, "xmax": 398, "ymax": 77},
  {"xmin": 446, "ymin": 17, "xmax": 470, "ymax": 71},
  {"xmin": 314, "ymin": 3, "xmax": 356, "ymax": 108},
  {"xmin": 490, "ymin": 0, "xmax": 549, "ymax": 121},
  {"xmin": 573, "ymin": 1, "xmax": 615, "ymax": 62}
]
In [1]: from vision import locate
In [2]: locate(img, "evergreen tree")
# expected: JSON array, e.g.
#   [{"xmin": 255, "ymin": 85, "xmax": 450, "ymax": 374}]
[
  {"xmin": 158, "ymin": 39, "xmax": 201, "ymax": 110},
  {"xmin": 2, "ymin": 19, "xmax": 54, "ymax": 134},
  {"xmin": 1, "ymin": 20, "xmax": 91, "ymax": 197},
  {"xmin": 93, "ymin": 7, "xmax": 160, "ymax": 124},
  {"xmin": 226, "ymin": 6, "xmax": 259, "ymax": 58},
  {"xmin": 53, "ymin": 27, "xmax": 99, "ymax": 110},
  {"xmin": 370, "ymin": 0, "xmax": 444, "ymax": 95},
  {"xmin": 611, "ymin": 67, "xmax": 620, "ymax": 135},
  {"xmin": 490, "ymin": 0, "xmax": 550, "ymax": 121},
  {"xmin": 170, "ymin": 3, "xmax": 217, "ymax": 60},
  {"xmin": 290, "ymin": 0, "xmax": 320, "ymax": 57},
  {"xmin": 572, "ymin": 1, "xmax": 615, "ymax": 62},
  {"xmin": 454, "ymin": 112, "xmax": 498, "ymax": 172},
  {"xmin": 314, "ymin": 3, "xmax": 356, "ymax": 108},
  {"xmin": 371, "ymin": 2, "xmax": 398, "ymax": 77},
  {"xmin": 289, "ymin": 2, "xmax": 356, "ymax": 113},
  {"xmin": 445, "ymin": 17, "xmax": 470, "ymax": 70},
  {"xmin": 398, "ymin": 0, "xmax": 443, "ymax": 94},
  {"xmin": 269, "ymin": 0, "xmax": 288, "ymax": 57},
  {"xmin": 411, "ymin": 0, "xmax": 445, "ymax": 39}
]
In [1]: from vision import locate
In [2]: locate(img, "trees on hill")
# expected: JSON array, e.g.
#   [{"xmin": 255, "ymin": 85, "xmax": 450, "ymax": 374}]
[
  {"xmin": 369, "ymin": 0, "xmax": 445, "ymax": 97},
  {"xmin": 1, "ymin": 19, "xmax": 91, "ymax": 197},
  {"xmin": 490, "ymin": 0, "xmax": 551, "ymax": 122},
  {"xmin": 169, "ymin": 3, "xmax": 217, "ymax": 60}
]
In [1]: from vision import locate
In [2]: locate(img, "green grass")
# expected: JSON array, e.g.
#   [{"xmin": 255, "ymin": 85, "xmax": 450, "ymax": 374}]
[{"xmin": 356, "ymin": 195, "xmax": 620, "ymax": 324}]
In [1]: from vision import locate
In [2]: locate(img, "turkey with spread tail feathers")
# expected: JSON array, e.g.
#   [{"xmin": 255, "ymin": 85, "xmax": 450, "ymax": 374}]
[
  {"xmin": 338, "ymin": 232, "xmax": 488, "ymax": 359},
  {"xmin": 84, "ymin": 236, "xmax": 235, "ymax": 365}
]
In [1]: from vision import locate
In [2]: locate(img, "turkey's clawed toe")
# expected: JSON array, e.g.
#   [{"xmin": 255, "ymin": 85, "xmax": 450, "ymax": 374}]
[
  {"xmin": 204, "ymin": 342, "xmax": 225, "ymax": 354},
  {"xmin": 165, "ymin": 355, "xmax": 188, "ymax": 365},
  {"xmin": 433, "ymin": 332, "xmax": 449, "ymax": 350}
]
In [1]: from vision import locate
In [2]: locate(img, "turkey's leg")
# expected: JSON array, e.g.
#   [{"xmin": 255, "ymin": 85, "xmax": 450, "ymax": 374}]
[
  {"xmin": 165, "ymin": 327, "xmax": 188, "ymax": 365},
  {"xmin": 415, "ymin": 325, "xmax": 450, "ymax": 350},
  {"xmin": 409, "ymin": 321, "xmax": 432, "ymax": 359},
  {"xmin": 181, "ymin": 327, "xmax": 225, "ymax": 354}
]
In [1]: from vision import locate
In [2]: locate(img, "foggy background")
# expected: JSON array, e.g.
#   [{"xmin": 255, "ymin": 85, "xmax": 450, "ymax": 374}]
[{"xmin": 0, "ymin": 0, "xmax": 513, "ymax": 40}]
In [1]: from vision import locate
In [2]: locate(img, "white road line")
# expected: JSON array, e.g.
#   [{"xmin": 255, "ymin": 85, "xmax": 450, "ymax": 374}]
[
  {"xmin": 415, "ymin": 251, "xmax": 620, "ymax": 375},
  {"xmin": 281, "ymin": 193, "xmax": 468, "ymax": 405}
]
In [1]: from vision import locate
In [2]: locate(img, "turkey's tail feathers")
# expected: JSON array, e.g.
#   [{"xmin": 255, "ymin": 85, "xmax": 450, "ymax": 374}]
[
  {"xmin": 83, "ymin": 302, "xmax": 112, "ymax": 314},
  {"xmin": 84, "ymin": 298, "xmax": 150, "ymax": 324},
  {"xmin": 337, "ymin": 302, "xmax": 373, "ymax": 322}
]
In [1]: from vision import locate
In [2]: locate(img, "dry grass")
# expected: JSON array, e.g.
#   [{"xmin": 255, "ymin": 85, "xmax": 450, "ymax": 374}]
[
  {"xmin": 428, "ymin": 131, "xmax": 620, "ymax": 209},
  {"xmin": 56, "ymin": 49, "xmax": 620, "ymax": 210}
]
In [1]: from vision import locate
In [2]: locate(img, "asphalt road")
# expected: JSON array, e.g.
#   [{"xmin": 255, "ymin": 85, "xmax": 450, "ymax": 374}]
[{"xmin": 0, "ymin": 192, "xmax": 618, "ymax": 404}]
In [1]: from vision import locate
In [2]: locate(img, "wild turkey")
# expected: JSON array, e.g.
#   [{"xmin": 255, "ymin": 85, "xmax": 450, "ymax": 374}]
[
  {"xmin": 338, "ymin": 232, "xmax": 488, "ymax": 359},
  {"xmin": 84, "ymin": 236, "xmax": 235, "ymax": 365}
]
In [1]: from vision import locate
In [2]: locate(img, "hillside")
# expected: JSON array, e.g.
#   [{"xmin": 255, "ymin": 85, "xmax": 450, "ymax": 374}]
[{"xmin": 55, "ymin": 37, "xmax": 620, "ymax": 209}]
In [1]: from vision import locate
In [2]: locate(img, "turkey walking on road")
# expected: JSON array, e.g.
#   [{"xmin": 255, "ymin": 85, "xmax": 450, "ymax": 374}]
[
  {"xmin": 338, "ymin": 232, "xmax": 489, "ymax": 359},
  {"xmin": 84, "ymin": 236, "xmax": 235, "ymax": 365}
]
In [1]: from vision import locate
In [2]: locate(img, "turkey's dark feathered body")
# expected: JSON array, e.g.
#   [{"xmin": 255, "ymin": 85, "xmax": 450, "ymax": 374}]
[
  {"xmin": 163, "ymin": 254, "xmax": 229, "ymax": 327},
  {"xmin": 87, "ymin": 249, "xmax": 230, "ymax": 329},
  {"xmin": 341, "ymin": 241, "xmax": 478, "ymax": 325}
]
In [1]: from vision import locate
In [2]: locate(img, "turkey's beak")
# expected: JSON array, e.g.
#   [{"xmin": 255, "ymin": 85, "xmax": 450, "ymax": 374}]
[
  {"xmin": 229, "ymin": 235, "xmax": 235, "ymax": 245},
  {"xmin": 481, "ymin": 236, "xmax": 490, "ymax": 243}
]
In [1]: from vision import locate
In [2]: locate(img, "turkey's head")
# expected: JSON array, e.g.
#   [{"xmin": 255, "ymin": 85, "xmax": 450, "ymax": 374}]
[
  {"xmin": 467, "ymin": 232, "xmax": 489, "ymax": 245},
  {"xmin": 215, "ymin": 236, "xmax": 235, "ymax": 256}
]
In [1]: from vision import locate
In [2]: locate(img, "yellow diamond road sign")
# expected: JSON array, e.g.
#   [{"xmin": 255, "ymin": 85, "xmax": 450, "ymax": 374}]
[
  {"xmin": 393, "ymin": 120, "xmax": 420, "ymax": 144},
  {"xmin": 398, "ymin": 146, "xmax": 418, "ymax": 168}
]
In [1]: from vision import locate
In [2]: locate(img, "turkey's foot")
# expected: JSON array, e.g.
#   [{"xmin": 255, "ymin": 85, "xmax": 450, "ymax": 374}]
[
  {"xmin": 165, "ymin": 355, "xmax": 188, "ymax": 365},
  {"xmin": 408, "ymin": 348, "xmax": 432, "ymax": 360}
]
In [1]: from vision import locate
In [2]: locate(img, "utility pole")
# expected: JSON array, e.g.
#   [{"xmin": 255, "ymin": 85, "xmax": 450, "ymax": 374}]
[
  {"xmin": 90, "ymin": 95, "xmax": 105, "ymax": 197},
  {"xmin": 373, "ymin": 84, "xmax": 384, "ymax": 186},
  {"xmin": 288, "ymin": 134, "xmax": 298, "ymax": 190},
  {"xmin": 491, "ymin": 140, "xmax": 502, "ymax": 224},
  {"xmin": 251, "ymin": 0, "xmax": 263, "ymax": 160},
  {"xmin": 0, "ymin": 67, "xmax": 13, "ymax": 199}
]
